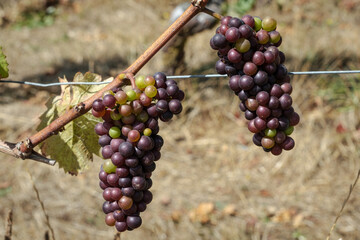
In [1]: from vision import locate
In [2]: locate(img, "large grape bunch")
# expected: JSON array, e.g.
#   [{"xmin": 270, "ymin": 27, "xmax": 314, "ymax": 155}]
[
  {"xmin": 91, "ymin": 72, "xmax": 184, "ymax": 232},
  {"xmin": 210, "ymin": 15, "xmax": 300, "ymax": 155}
]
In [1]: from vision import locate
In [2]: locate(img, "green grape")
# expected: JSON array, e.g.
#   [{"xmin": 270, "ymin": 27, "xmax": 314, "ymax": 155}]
[
  {"xmin": 144, "ymin": 75, "xmax": 155, "ymax": 86},
  {"xmin": 284, "ymin": 126, "xmax": 294, "ymax": 135},
  {"xmin": 115, "ymin": 90, "xmax": 128, "ymax": 105},
  {"xmin": 254, "ymin": 17, "xmax": 262, "ymax": 31},
  {"xmin": 103, "ymin": 160, "xmax": 117, "ymax": 173},
  {"xmin": 262, "ymin": 17, "xmax": 277, "ymax": 31},
  {"xmin": 135, "ymin": 75, "xmax": 147, "ymax": 90},
  {"xmin": 235, "ymin": 38, "xmax": 251, "ymax": 53},
  {"xmin": 143, "ymin": 128, "xmax": 152, "ymax": 136},
  {"xmin": 109, "ymin": 126, "xmax": 121, "ymax": 138},
  {"xmin": 144, "ymin": 85, "xmax": 157, "ymax": 98},
  {"xmin": 126, "ymin": 89, "xmax": 137, "ymax": 101},
  {"xmin": 110, "ymin": 111, "xmax": 122, "ymax": 121},
  {"xmin": 264, "ymin": 128, "xmax": 277, "ymax": 138}
]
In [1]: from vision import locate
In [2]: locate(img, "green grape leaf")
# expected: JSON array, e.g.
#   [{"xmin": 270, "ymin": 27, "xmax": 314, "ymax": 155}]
[
  {"xmin": 0, "ymin": 46, "xmax": 9, "ymax": 79},
  {"xmin": 37, "ymin": 72, "xmax": 113, "ymax": 174}
]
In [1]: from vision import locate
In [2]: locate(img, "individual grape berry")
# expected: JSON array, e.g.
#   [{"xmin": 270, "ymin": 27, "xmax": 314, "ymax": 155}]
[
  {"xmin": 103, "ymin": 94, "xmax": 117, "ymax": 109},
  {"xmin": 127, "ymin": 216, "xmax": 142, "ymax": 229},
  {"xmin": 92, "ymin": 99, "xmax": 105, "ymax": 112},
  {"xmin": 262, "ymin": 16, "xmax": 277, "ymax": 31},
  {"xmin": 235, "ymin": 38, "xmax": 251, "ymax": 53}
]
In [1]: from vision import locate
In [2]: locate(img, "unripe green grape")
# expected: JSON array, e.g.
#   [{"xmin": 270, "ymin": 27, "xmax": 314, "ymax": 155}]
[
  {"xmin": 115, "ymin": 90, "xmax": 127, "ymax": 105},
  {"xmin": 143, "ymin": 128, "xmax": 152, "ymax": 136},
  {"xmin": 262, "ymin": 17, "xmax": 277, "ymax": 31},
  {"xmin": 254, "ymin": 17, "xmax": 262, "ymax": 31},
  {"xmin": 144, "ymin": 75, "xmax": 155, "ymax": 86},
  {"xmin": 264, "ymin": 128, "xmax": 277, "ymax": 138},
  {"xmin": 284, "ymin": 126, "xmax": 294, "ymax": 135},
  {"xmin": 144, "ymin": 85, "xmax": 157, "ymax": 98},
  {"xmin": 110, "ymin": 111, "xmax": 122, "ymax": 121},
  {"xmin": 126, "ymin": 89, "xmax": 137, "ymax": 101},
  {"xmin": 103, "ymin": 160, "xmax": 117, "ymax": 173},
  {"xmin": 235, "ymin": 38, "xmax": 251, "ymax": 53},
  {"xmin": 109, "ymin": 126, "xmax": 121, "ymax": 138},
  {"xmin": 135, "ymin": 75, "xmax": 147, "ymax": 90}
]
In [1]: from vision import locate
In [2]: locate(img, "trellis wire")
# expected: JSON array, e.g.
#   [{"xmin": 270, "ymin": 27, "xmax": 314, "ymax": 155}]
[{"xmin": 1, "ymin": 70, "xmax": 360, "ymax": 88}]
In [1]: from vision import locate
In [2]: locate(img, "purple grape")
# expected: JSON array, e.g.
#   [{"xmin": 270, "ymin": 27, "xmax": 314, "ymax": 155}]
[
  {"xmin": 156, "ymin": 100, "xmax": 168, "ymax": 113},
  {"xmin": 99, "ymin": 135, "xmax": 112, "ymax": 147},
  {"xmin": 241, "ymin": 15, "xmax": 255, "ymax": 28},
  {"xmin": 118, "ymin": 142, "xmax": 135, "ymax": 158},
  {"xmin": 125, "ymin": 158, "xmax": 139, "ymax": 168},
  {"xmin": 168, "ymin": 99, "xmax": 182, "ymax": 114},
  {"xmin": 252, "ymin": 51, "xmax": 265, "ymax": 66},
  {"xmin": 254, "ymin": 70, "xmax": 268, "ymax": 85},
  {"xmin": 118, "ymin": 177, "xmax": 132, "ymax": 188},
  {"xmin": 256, "ymin": 106, "xmax": 271, "ymax": 119},
  {"xmin": 160, "ymin": 111, "xmax": 173, "ymax": 122},
  {"xmin": 137, "ymin": 136, "xmax": 154, "ymax": 151},
  {"xmin": 238, "ymin": 90, "xmax": 249, "ymax": 101},
  {"xmin": 229, "ymin": 75, "xmax": 241, "ymax": 92},
  {"xmin": 107, "ymin": 174, "xmax": 119, "ymax": 187},
  {"xmin": 239, "ymin": 75, "xmax": 254, "ymax": 90},
  {"xmin": 122, "ymin": 187, "xmax": 135, "ymax": 197},
  {"xmin": 225, "ymin": 27, "xmax": 240, "ymax": 42},
  {"xmin": 102, "ymin": 201, "xmax": 112, "ymax": 214},
  {"xmin": 245, "ymin": 110, "xmax": 256, "ymax": 120},
  {"xmin": 95, "ymin": 123, "xmax": 108, "ymax": 135},
  {"xmin": 252, "ymin": 133, "xmax": 263, "ymax": 146},
  {"xmin": 256, "ymin": 91, "xmax": 270, "ymax": 106},
  {"xmin": 254, "ymin": 117, "xmax": 267, "ymax": 130},
  {"xmin": 126, "ymin": 216, "xmax": 142, "ymax": 229},
  {"xmin": 243, "ymin": 62, "xmax": 258, "ymax": 76},
  {"xmin": 101, "ymin": 145, "xmax": 114, "ymax": 159},
  {"xmin": 267, "ymin": 117, "xmax": 279, "ymax": 129},
  {"xmin": 142, "ymin": 190, "xmax": 153, "ymax": 204},
  {"xmin": 115, "ymin": 221, "xmax": 127, "ymax": 232},
  {"xmin": 92, "ymin": 99, "xmax": 105, "ymax": 112},
  {"xmin": 228, "ymin": 17, "xmax": 244, "ymax": 28},
  {"xmin": 279, "ymin": 93, "xmax": 292, "ymax": 109},
  {"xmin": 212, "ymin": 33, "xmax": 227, "ymax": 48},
  {"xmin": 103, "ymin": 94, "xmax": 116, "ymax": 108},
  {"xmin": 227, "ymin": 49, "xmax": 242, "ymax": 63},
  {"xmin": 116, "ymin": 167, "xmax": 129, "ymax": 178},
  {"xmin": 239, "ymin": 24, "xmax": 253, "ymax": 39}
]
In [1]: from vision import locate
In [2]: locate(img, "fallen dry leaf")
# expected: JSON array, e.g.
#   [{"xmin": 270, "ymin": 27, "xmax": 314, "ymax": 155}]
[{"xmin": 188, "ymin": 202, "xmax": 215, "ymax": 224}]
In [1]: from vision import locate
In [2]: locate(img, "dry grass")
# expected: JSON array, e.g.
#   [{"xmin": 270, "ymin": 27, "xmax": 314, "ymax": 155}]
[{"xmin": 0, "ymin": 0, "xmax": 360, "ymax": 240}]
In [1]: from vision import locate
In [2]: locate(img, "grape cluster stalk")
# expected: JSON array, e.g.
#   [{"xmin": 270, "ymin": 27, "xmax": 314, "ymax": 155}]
[
  {"xmin": 210, "ymin": 15, "xmax": 300, "ymax": 155},
  {"xmin": 92, "ymin": 72, "xmax": 184, "ymax": 232}
]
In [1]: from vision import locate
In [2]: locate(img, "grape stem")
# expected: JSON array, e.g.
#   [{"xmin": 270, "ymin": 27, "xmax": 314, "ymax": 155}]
[
  {"xmin": 202, "ymin": 7, "xmax": 223, "ymax": 21},
  {"xmin": 0, "ymin": 0, "xmax": 210, "ymax": 161},
  {"xmin": 125, "ymin": 73, "xmax": 138, "ymax": 90}
]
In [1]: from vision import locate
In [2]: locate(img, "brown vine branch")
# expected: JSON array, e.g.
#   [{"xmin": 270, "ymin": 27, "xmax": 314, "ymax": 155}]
[
  {"xmin": 0, "ymin": 140, "xmax": 55, "ymax": 165},
  {"xmin": 202, "ymin": 7, "xmax": 223, "ymax": 21},
  {"xmin": 0, "ymin": 0, "xmax": 210, "ymax": 160}
]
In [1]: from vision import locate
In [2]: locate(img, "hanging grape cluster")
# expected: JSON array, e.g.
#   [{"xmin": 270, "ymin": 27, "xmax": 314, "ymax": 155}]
[
  {"xmin": 92, "ymin": 72, "xmax": 184, "ymax": 232},
  {"xmin": 210, "ymin": 15, "xmax": 300, "ymax": 155}
]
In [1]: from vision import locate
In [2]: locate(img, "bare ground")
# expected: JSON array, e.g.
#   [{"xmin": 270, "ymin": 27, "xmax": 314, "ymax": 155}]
[{"xmin": 0, "ymin": 0, "xmax": 360, "ymax": 240}]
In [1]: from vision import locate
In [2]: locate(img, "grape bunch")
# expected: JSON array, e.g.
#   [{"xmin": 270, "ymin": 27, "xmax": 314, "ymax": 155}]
[
  {"xmin": 210, "ymin": 15, "xmax": 300, "ymax": 155},
  {"xmin": 92, "ymin": 72, "xmax": 184, "ymax": 232}
]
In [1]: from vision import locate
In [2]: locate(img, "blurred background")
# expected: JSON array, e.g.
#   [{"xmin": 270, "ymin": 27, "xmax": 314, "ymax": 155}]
[{"xmin": 0, "ymin": 0, "xmax": 360, "ymax": 239}]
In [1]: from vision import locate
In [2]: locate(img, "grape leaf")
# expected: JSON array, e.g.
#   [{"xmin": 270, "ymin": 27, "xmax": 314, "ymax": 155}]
[
  {"xmin": 37, "ymin": 72, "xmax": 113, "ymax": 174},
  {"xmin": 0, "ymin": 46, "xmax": 9, "ymax": 79}
]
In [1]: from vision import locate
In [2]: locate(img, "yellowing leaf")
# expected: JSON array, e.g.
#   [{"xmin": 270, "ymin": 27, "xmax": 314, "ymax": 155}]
[
  {"xmin": 0, "ymin": 46, "xmax": 9, "ymax": 79},
  {"xmin": 37, "ymin": 72, "xmax": 113, "ymax": 174}
]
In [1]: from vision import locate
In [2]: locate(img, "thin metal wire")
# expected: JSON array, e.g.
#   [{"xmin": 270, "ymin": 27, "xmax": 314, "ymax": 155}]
[{"xmin": 1, "ymin": 70, "xmax": 360, "ymax": 87}]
